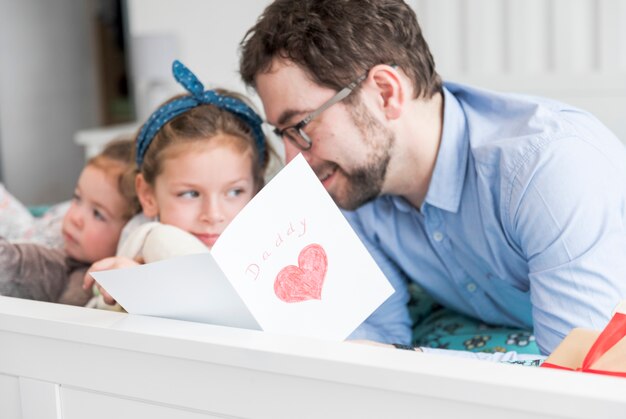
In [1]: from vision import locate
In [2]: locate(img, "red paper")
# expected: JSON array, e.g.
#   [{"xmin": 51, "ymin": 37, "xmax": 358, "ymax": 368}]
[{"xmin": 542, "ymin": 313, "xmax": 626, "ymax": 377}]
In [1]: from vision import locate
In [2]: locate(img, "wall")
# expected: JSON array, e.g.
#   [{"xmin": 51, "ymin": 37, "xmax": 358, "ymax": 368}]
[
  {"xmin": 0, "ymin": 0, "xmax": 100, "ymax": 205},
  {"xmin": 126, "ymin": 0, "xmax": 271, "ymax": 108}
]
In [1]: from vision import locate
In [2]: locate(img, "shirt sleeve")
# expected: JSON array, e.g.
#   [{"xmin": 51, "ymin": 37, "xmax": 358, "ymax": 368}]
[
  {"xmin": 0, "ymin": 237, "xmax": 69, "ymax": 302},
  {"xmin": 57, "ymin": 264, "xmax": 93, "ymax": 306},
  {"xmin": 506, "ymin": 136, "xmax": 626, "ymax": 354},
  {"xmin": 343, "ymin": 210, "xmax": 413, "ymax": 345}
]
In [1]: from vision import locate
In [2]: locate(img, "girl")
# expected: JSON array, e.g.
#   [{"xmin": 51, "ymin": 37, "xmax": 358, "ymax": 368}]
[
  {"xmin": 0, "ymin": 138, "xmax": 140, "ymax": 305},
  {"xmin": 85, "ymin": 60, "xmax": 274, "ymax": 304}
]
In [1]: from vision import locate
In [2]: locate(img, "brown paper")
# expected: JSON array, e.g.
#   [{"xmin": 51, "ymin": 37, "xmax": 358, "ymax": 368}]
[{"xmin": 545, "ymin": 328, "xmax": 626, "ymax": 373}]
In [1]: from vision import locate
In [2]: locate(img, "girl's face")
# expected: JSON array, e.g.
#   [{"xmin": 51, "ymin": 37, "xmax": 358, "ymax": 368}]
[
  {"xmin": 62, "ymin": 164, "xmax": 128, "ymax": 263},
  {"xmin": 138, "ymin": 138, "xmax": 256, "ymax": 248}
]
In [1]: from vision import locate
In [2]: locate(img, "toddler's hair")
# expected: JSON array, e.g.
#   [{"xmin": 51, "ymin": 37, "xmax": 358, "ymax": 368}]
[
  {"xmin": 87, "ymin": 138, "xmax": 142, "ymax": 220},
  {"xmin": 140, "ymin": 89, "xmax": 272, "ymax": 192}
]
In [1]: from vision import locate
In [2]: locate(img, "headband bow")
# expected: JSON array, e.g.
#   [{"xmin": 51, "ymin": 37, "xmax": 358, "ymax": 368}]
[{"xmin": 135, "ymin": 60, "xmax": 266, "ymax": 167}]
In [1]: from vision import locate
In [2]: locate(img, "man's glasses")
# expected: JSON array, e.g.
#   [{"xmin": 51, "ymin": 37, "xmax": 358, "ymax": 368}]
[{"xmin": 272, "ymin": 72, "xmax": 368, "ymax": 151}]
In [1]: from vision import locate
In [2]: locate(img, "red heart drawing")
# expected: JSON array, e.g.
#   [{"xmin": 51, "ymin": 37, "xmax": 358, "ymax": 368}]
[{"xmin": 274, "ymin": 243, "xmax": 328, "ymax": 303}]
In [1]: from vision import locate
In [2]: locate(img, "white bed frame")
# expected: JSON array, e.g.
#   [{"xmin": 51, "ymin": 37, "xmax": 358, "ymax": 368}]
[{"xmin": 1, "ymin": 295, "xmax": 626, "ymax": 419}]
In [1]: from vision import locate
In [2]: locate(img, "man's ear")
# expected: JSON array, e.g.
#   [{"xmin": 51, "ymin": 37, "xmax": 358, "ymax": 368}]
[
  {"xmin": 368, "ymin": 64, "xmax": 404, "ymax": 120},
  {"xmin": 135, "ymin": 173, "xmax": 159, "ymax": 218}
]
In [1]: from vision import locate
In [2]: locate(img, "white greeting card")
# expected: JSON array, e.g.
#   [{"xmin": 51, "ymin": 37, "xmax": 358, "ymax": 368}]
[{"xmin": 92, "ymin": 154, "xmax": 394, "ymax": 341}]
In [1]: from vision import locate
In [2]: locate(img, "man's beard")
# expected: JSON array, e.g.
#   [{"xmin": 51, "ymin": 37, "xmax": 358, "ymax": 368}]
[{"xmin": 333, "ymin": 100, "xmax": 394, "ymax": 211}]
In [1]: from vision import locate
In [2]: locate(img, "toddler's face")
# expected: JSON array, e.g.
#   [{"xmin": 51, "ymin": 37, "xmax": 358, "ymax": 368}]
[
  {"xmin": 62, "ymin": 165, "xmax": 128, "ymax": 263},
  {"xmin": 140, "ymin": 139, "xmax": 255, "ymax": 248}
]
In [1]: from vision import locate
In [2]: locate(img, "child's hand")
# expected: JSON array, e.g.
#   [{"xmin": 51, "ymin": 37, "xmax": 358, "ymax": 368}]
[{"xmin": 83, "ymin": 256, "xmax": 140, "ymax": 305}]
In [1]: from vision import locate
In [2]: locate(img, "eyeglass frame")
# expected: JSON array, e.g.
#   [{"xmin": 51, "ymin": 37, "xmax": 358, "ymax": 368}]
[{"xmin": 272, "ymin": 72, "xmax": 369, "ymax": 151}]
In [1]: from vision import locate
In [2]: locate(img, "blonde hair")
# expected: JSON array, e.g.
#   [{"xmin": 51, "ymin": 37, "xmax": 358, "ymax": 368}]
[
  {"xmin": 88, "ymin": 138, "xmax": 141, "ymax": 220},
  {"xmin": 138, "ymin": 89, "xmax": 272, "ymax": 193}
]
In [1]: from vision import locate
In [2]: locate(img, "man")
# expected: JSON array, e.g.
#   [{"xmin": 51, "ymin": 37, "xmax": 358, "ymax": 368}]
[{"xmin": 239, "ymin": 0, "xmax": 626, "ymax": 354}]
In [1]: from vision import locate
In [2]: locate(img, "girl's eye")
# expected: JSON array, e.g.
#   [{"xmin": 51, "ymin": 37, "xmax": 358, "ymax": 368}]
[
  {"xmin": 93, "ymin": 208, "xmax": 107, "ymax": 222},
  {"xmin": 72, "ymin": 192, "xmax": 81, "ymax": 202},
  {"xmin": 178, "ymin": 190, "xmax": 200, "ymax": 198},
  {"xmin": 227, "ymin": 188, "xmax": 245, "ymax": 198}
]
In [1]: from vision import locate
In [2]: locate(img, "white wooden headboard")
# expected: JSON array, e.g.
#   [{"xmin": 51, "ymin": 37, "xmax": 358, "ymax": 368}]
[
  {"xmin": 1, "ymin": 296, "xmax": 626, "ymax": 419},
  {"xmin": 410, "ymin": 0, "xmax": 626, "ymax": 142}
]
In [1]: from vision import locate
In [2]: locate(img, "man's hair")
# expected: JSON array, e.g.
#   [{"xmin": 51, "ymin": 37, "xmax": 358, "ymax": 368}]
[{"xmin": 240, "ymin": 0, "xmax": 441, "ymax": 99}]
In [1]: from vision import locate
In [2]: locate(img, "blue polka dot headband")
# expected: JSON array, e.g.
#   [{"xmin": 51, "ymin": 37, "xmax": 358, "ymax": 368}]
[{"xmin": 135, "ymin": 60, "xmax": 266, "ymax": 167}]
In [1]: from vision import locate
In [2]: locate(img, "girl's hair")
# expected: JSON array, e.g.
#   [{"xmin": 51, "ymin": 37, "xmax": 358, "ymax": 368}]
[
  {"xmin": 139, "ymin": 88, "xmax": 272, "ymax": 193},
  {"xmin": 87, "ymin": 138, "xmax": 142, "ymax": 220}
]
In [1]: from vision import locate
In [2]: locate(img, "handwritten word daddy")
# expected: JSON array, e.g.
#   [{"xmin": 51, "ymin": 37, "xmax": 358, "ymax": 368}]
[{"xmin": 245, "ymin": 219, "xmax": 307, "ymax": 280}]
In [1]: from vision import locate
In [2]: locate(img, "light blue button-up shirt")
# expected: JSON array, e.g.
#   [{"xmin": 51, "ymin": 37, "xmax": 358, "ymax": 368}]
[{"xmin": 350, "ymin": 82, "xmax": 626, "ymax": 354}]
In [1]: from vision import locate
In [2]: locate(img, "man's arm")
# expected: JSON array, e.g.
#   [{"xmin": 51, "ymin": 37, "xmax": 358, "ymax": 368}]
[{"xmin": 506, "ymin": 136, "xmax": 626, "ymax": 353}]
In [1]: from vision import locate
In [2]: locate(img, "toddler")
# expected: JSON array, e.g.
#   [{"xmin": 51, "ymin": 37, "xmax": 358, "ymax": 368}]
[{"xmin": 0, "ymin": 139, "xmax": 140, "ymax": 305}]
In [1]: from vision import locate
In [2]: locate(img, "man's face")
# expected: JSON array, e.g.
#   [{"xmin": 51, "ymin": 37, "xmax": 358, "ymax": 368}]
[{"xmin": 256, "ymin": 60, "xmax": 394, "ymax": 210}]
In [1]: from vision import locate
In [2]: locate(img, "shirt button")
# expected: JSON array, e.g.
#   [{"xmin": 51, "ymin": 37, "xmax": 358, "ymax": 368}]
[
  {"xmin": 466, "ymin": 283, "xmax": 477, "ymax": 293},
  {"xmin": 433, "ymin": 231, "xmax": 444, "ymax": 242}
]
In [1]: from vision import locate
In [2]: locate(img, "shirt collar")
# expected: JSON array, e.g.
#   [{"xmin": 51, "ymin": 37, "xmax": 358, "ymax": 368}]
[
  {"xmin": 422, "ymin": 85, "xmax": 469, "ymax": 214},
  {"xmin": 389, "ymin": 194, "xmax": 414, "ymax": 213}
]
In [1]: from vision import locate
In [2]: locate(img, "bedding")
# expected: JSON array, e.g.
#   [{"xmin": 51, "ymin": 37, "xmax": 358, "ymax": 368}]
[
  {"xmin": 408, "ymin": 282, "xmax": 541, "ymax": 354},
  {"xmin": 0, "ymin": 183, "xmax": 67, "ymax": 248}
]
